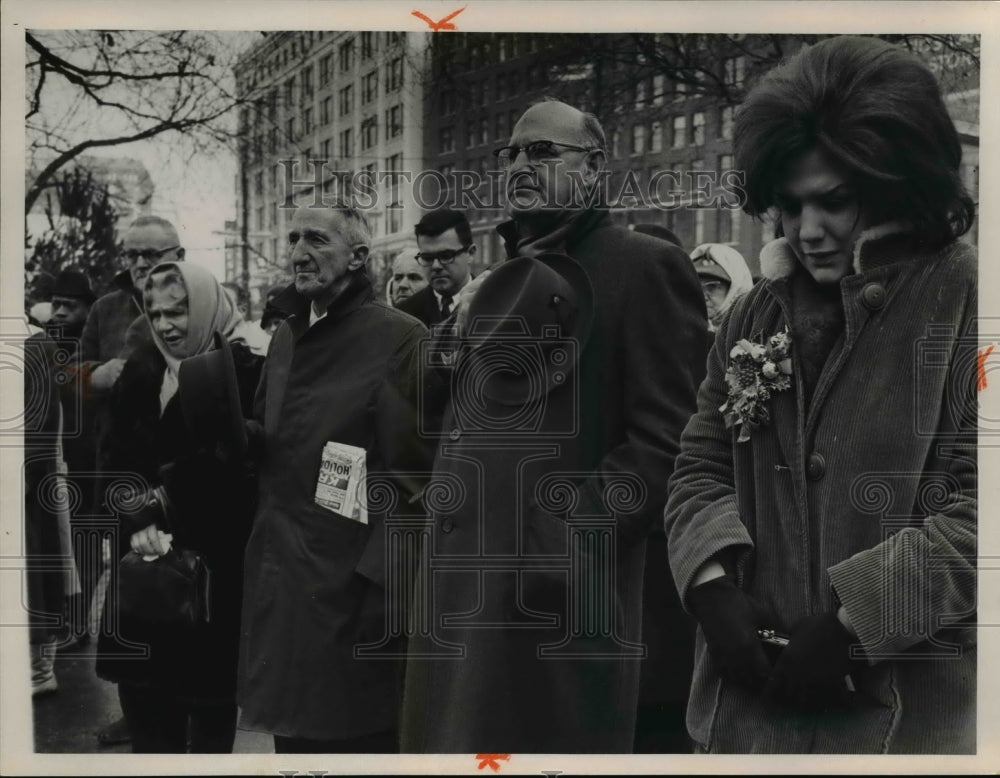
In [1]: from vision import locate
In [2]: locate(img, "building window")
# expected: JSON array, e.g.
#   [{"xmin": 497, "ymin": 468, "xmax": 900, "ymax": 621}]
[
  {"xmin": 361, "ymin": 116, "xmax": 378, "ymax": 150},
  {"xmin": 386, "ymin": 57, "xmax": 404, "ymax": 92},
  {"xmin": 339, "ymin": 127, "xmax": 354, "ymax": 158},
  {"xmin": 269, "ymin": 128, "xmax": 278, "ymax": 153},
  {"xmin": 270, "ymin": 202, "xmax": 277, "ymax": 228},
  {"xmin": 339, "ymin": 38, "xmax": 355, "ymax": 71},
  {"xmin": 303, "ymin": 106, "xmax": 313, "ymax": 135},
  {"xmin": 254, "ymin": 171, "xmax": 263, "ymax": 195},
  {"xmin": 286, "ymin": 116, "xmax": 296, "ymax": 142},
  {"xmin": 466, "ymin": 120, "xmax": 476, "ymax": 148},
  {"xmin": 321, "ymin": 138, "xmax": 333, "ymax": 160},
  {"xmin": 498, "ymin": 35, "xmax": 509, "ymax": 62},
  {"xmin": 720, "ymin": 105, "xmax": 734, "ymax": 140},
  {"xmin": 635, "ymin": 80, "xmax": 647, "ymax": 110},
  {"xmin": 672, "ymin": 115, "xmax": 686, "ymax": 149},
  {"xmin": 321, "ymin": 96, "xmax": 332, "ymax": 126},
  {"xmin": 478, "ymin": 118, "xmax": 489, "ymax": 146},
  {"xmin": 724, "ymin": 56, "xmax": 746, "ymax": 88},
  {"xmin": 495, "ymin": 73, "xmax": 507, "ymax": 102},
  {"xmin": 339, "ymin": 84, "xmax": 354, "ymax": 116},
  {"xmin": 440, "ymin": 126, "xmax": 455, "ymax": 154},
  {"xmin": 441, "ymin": 89, "xmax": 456, "ymax": 116},
  {"xmin": 495, "ymin": 112, "xmax": 508, "ymax": 141},
  {"xmin": 301, "ymin": 65, "xmax": 313, "ymax": 100},
  {"xmin": 361, "ymin": 31, "xmax": 375, "ymax": 60},
  {"xmin": 509, "ymin": 70, "xmax": 521, "ymax": 96},
  {"xmin": 691, "ymin": 112, "xmax": 705, "ymax": 146},
  {"xmin": 630, "ymin": 124, "xmax": 646, "ymax": 155},
  {"xmin": 319, "ymin": 54, "xmax": 332, "ymax": 87},
  {"xmin": 673, "ymin": 79, "xmax": 687, "ymax": 101},
  {"xmin": 650, "ymin": 121, "xmax": 663, "ymax": 153},
  {"xmin": 256, "ymin": 206, "xmax": 265, "ymax": 232},
  {"xmin": 652, "ymin": 74, "xmax": 666, "ymax": 106},
  {"xmin": 284, "ymin": 76, "xmax": 296, "ymax": 108},
  {"xmin": 695, "ymin": 208, "xmax": 705, "ymax": 244},
  {"xmin": 386, "ymin": 104, "xmax": 403, "ymax": 138},
  {"xmin": 611, "ymin": 128, "xmax": 621, "ymax": 158},
  {"xmin": 363, "ymin": 70, "xmax": 378, "ymax": 104}
]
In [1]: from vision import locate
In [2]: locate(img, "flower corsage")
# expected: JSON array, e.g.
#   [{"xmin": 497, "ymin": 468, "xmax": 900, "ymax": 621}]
[{"xmin": 720, "ymin": 327, "xmax": 793, "ymax": 443}]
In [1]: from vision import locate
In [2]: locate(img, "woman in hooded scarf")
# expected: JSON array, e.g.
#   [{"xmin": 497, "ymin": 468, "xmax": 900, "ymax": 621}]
[
  {"xmin": 689, "ymin": 243, "xmax": 755, "ymax": 333},
  {"xmin": 95, "ymin": 261, "xmax": 263, "ymax": 753}
]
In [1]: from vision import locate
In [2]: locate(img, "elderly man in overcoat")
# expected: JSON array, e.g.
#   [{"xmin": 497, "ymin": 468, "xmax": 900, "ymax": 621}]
[
  {"xmin": 400, "ymin": 99, "xmax": 707, "ymax": 752},
  {"xmin": 237, "ymin": 203, "xmax": 430, "ymax": 753}
]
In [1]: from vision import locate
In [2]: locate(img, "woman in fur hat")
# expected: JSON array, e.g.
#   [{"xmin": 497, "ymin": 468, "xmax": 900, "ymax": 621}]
[{"xmin": 665, "ymin": 35, "xmax": 977, "ymax": 753}]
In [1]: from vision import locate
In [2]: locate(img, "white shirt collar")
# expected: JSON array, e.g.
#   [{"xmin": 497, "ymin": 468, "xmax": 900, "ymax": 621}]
[
  {"xmin": 309, "ymin": 302, "xmax": 328, "ymax": 328},
  {"xmin": 433, "ymin": 278, "xmax": 470, "ymax": 308}
]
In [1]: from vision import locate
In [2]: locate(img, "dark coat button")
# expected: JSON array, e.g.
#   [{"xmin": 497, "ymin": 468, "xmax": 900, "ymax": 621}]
[
  {"xmin": 448, "ymin": 428, "xmax": 461, "ymax": 441},
  {"xmin": 860, "ymin": 282, "xmax": 887, "ymax": 311},
  {"xmin": 441, "ymin": 517, "xmax": 455, "ymax": 533},
  {"xmin": 806, "ymin": 452, "xmax": 826, "ymax": 481}
]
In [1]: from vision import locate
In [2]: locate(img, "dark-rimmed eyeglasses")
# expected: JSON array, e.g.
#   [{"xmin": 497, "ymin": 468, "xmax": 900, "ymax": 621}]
[
  {"xmin": 493, "ymin": 141, "xmax": 595, "ymax": 169},
  {"xmin": 121, "ymin": 246, "xmax": 180, "ymax": 263},
  {"xmin": 415, "ymin": 246, "xmax": 471, "ymax": 266}
]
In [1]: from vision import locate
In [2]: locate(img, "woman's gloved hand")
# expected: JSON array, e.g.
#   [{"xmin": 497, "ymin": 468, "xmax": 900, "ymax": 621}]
[
  {"xmin": 687, "ymin": 575, "xmax": 778, "ymax": 691},
  {"xmin": 764, "ymin": 611, "xmax": 866, "ymax": 710}
]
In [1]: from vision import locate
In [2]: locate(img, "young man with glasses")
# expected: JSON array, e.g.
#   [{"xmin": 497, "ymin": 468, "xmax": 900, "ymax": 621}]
[
  {"xmin": 81, "ymin": 215, "xmax": 185, "ymax": 393},
  {"xmin": 397, "ymin": 208, "xmax": 476, "ymax": 328}
]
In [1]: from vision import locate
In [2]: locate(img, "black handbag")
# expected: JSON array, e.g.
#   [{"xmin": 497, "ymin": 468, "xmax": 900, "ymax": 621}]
[{"xmin": 117, "ymin": 548, "xmax": 211, "ymax": 629}]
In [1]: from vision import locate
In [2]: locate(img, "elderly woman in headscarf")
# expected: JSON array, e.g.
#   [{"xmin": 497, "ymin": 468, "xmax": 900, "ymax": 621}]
[
  {"xmin": 665, "ymin": 36, "xmax": 976, "ymax": 754},
  {"xmin": 94, "ymin": 262, "xmax": 263, "ymax": 753},
  {"xmin": 689, "ymin": 243, "xmax": 755, "ymax": 334}
]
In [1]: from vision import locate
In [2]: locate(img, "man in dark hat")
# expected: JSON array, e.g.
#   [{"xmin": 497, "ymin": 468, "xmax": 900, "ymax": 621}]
[
  {"xmin": 401, "ymin": 98, "xmax": 708, "ymax": 753},
  {"xmin": 46, "ymin": 269, "xmax": 96, "ymax": 341}
]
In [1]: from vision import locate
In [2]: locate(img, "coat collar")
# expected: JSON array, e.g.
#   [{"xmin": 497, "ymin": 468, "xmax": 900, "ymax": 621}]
[
  {"xmin": 497, "ymin": 208, "xmax": 610, "ymax": 259},
  {"xmin": 272, "ymin": 272, "xmax": 374, "ymax": 332},
  {"xmin": 759, "ymin": 221, "xmax": 912, "ymax": 281}
]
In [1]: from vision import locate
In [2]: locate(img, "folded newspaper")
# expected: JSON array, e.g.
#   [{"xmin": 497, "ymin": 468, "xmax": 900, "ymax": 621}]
[{"xmin": 314, "ymin": 441, "xmax": 368, "ymax": 525}]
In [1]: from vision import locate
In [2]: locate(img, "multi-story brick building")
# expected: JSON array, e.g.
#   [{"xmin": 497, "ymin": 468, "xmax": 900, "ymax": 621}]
[{"xmin": 232, "ymin": 30, "xmax": 429, "ymax": 294}]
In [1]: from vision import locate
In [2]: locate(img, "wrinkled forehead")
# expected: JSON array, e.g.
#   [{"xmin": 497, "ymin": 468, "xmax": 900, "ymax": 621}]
[
  {"xmin": 510, "ymin": 103, "xmax": 587, "ymax": 146},
  {"xmin": 123, "ymin": 223, "xmax": 178, "ymax": 249},
  {"xmin": 291, "ymin": 206, "xmax": 348, "ymax": 238},
  {"xmin": 393, "ymin": 255, "xmax": 424, "ymax": 275}
]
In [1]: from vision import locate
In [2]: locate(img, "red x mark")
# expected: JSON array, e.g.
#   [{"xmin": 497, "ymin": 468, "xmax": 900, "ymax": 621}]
[
  {"xmin": 475, "ymin": 753, "xmax": 511, "ymax": 771},
  {"xmin": 412, "ymin": 6, "xmax": 466, "ymax": 31},
  {"xmin": 977, "ymin": 345, "xmax": 994, "ymax": 392}
]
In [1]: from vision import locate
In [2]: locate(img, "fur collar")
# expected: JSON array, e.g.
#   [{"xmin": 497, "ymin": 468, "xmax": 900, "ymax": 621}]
[{"xmin": 759, "ymin": 221, "xmax": 910, "ymax": 280}]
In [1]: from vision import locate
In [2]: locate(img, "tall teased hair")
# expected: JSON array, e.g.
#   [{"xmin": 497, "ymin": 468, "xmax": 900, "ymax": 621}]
[
  {"xmin": 415, "ymin": 208, "xmax": 473, "ymax": 246},
  {"xmin": 734, "ymin": 35, "xmax": 975, "ymax": 248}
]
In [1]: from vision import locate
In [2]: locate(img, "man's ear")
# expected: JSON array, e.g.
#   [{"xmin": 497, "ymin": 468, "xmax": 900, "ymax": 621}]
[
  {"xmin": 175, "ymin": 248, "xmax": 186, "ymax": 261},
  {"xmin": 350, "ymin": 245, "xmax": 370, "ymax": 270},
  {"xmin": 582, "ymin": 149, "xmax": 607, "ymax": 187},
  {"xmin": 467, "ymin": 244, "xmax": 477, "ymax": 257}
]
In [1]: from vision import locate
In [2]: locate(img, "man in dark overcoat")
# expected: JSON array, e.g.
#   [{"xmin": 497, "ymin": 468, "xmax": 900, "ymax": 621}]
[
  {"xmin": 237, "ymin": 203, "xmax": 430, "ymax": 753},
  {"xmin": 400, "ymin": 99, "xmax": 707, "ymax": 752}
]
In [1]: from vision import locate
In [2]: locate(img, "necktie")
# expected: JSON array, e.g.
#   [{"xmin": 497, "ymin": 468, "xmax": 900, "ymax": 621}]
[{"xmin": 440, "ymin": 294, "xmax": 453, "ymax": 319}]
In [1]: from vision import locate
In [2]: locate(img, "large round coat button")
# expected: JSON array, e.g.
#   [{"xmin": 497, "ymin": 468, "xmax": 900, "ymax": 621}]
[
  {"xmin": 860, "ymin": 283, "xmax": 886, "ymax": 311},
  {"xmin": 441, "ymin": 517, "xmax": 455, "ymax": 533},
  {"xmin": 806, "ymin": 452, "xmax": 826, "ymax": 481},
  {"xmin": 448, "ymin": 428, "xmax": 461, "ymax": 441}
]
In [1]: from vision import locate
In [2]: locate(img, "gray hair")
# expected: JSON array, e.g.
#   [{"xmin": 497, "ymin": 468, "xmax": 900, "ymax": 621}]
[
  {"xmin": 325, "ymin": 201, "xmax": 371, "ymax": 249},
  {"xmin": 129, "ymin": 215, "xmax": 181, "ymax": 244},
  {"xmin": 534, "ymin": 95, "xmax": 607, "ymax": 152}
]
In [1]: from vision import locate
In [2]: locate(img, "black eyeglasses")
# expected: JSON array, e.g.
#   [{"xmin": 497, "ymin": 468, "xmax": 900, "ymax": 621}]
[
  {"xmin": 121, "ymin": 246, "xmax": 180, "ymax": 263},
  {"xmin": 493, "ymin": 140, "xmax": 595, "ymax": 169},
  {"xmin": 415, "ymin": 246, "xmax": 471, "ymax": 266}
]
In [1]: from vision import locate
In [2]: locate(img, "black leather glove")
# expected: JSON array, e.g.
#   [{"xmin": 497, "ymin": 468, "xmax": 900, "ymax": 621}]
[
  {"xmin": 764, "ymin": 611, "xmax": 866, "ymax": 710},
  {"xmin": 687, "ymin": 575, "xmax": 777, "ymax": 691}
]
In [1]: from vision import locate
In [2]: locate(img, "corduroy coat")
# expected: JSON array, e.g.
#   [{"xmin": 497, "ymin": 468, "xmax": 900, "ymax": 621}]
[
  {"xmin": 237, "ymin": 276, "xmax": 430, "ymax": 741},
  {"xmin": 665, "ymin": 227, "xmax": 977, "ymax": 754},
  {"xmin": 400, "ymin": 212, "xmax": 707, "ymax": 752}
]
